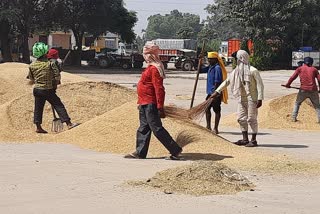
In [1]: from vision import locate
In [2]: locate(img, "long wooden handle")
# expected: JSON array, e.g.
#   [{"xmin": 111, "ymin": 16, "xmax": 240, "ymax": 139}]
[
  {"xmin": 190, "ymin": 41, "xmax": 206, "ymax": 109},
  {"xmin": 62, "ymin": 50, "xmax": 71, "ymax": 66}
]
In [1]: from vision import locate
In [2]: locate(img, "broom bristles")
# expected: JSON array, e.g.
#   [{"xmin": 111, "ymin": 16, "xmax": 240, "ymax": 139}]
[
  {"xmin": 164, "ymin": 105, "xmax": 190, "ymax": 121},
  {"xmin": 188, "ymin": 97, "xmax": 214, "ymax": 120},
  {"xmin": 175, "ymin": 130, "xmax": 200, "ymax": 148}
]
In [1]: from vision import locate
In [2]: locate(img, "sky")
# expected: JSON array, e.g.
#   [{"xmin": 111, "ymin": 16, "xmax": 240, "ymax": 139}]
[{"xmin": 123, "ymin": 0, "xmax": 213, "ymax": 35}]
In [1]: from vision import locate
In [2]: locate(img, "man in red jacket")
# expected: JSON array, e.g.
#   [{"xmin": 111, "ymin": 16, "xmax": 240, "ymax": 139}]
[
  {"xmin": 285, "ymin": 57, "xmax": 320, "ymax": 123},
  {"xmin": 124, "ymin": 42, "xmax": 182, "ymax": 160}
]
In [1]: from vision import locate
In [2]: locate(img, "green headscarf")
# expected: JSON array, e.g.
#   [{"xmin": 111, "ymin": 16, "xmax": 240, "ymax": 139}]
[{"xmin": 32, "ymin": 42, "xmax": 48, "ymax": 58}]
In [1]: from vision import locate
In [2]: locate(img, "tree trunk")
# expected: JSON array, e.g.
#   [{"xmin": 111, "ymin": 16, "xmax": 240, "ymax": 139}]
[
  {"xmin": 21, "ymin": 31, "xmax": 31, "ymax": 64},
  {"xmin": 0, "ymin": 20, "xmax": 13, "ymax": 62},
  {"xmin": 73, "ymin": 29, "xmax": 83, "ymax": 66}
]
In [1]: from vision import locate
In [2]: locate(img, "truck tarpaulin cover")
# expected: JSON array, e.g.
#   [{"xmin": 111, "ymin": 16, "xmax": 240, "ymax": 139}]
[{"xmin": 154, "ymin": 39, "xmax": 197, "ymax": 50}]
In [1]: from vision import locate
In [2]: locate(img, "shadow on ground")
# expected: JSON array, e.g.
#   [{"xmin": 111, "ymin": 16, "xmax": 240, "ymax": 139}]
[
  {"xmin": 258, "ymin": 144, "xmax": 308, "ymax": 149},
  {"xmin": 181, "ymin": 153, "xmax": 234, "ymax": 161}
]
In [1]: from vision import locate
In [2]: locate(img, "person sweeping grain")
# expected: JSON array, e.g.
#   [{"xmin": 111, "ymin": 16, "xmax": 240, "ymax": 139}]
[
  {"xmin": 124, "ymin": 41, "xmax": 183, "ymax": 160},
  {"xmin": 201, "ymin": 52, "xmax": 228, "ymax": 134},
  {"xmin": 28, "ymin": 42, "xmax": 78, "ymax": 133},
  {"xmin": 284, "ymin": 57, "xmax": 320, "ymax": 123},
  {"xmin": 210, "ymin": 50, "xmax": 264, "ymax": 147}
]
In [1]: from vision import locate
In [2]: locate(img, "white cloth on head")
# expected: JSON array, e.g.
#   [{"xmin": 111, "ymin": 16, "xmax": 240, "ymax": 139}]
[{"xmin": 229, "ymin": 50, "xmax": 251, "ymax": 99}]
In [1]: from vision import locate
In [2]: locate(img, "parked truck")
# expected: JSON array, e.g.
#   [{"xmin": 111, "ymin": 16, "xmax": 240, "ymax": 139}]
[
  {"xmin": 93, "ymin": 43, "xmax": 144, "ymax": 69},
  {"xmin": 154, "ymin": 39, "xmax": 198, "ymax": 71},
  {"xmin": 219, "ymin": 39, "xmax": 253, "ymax": 64}
]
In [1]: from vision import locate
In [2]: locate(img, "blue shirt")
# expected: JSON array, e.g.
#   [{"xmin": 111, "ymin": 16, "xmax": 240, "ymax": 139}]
[{"xmin": 202, "ymin": 64, "xmax": 223, "ymax": 95}]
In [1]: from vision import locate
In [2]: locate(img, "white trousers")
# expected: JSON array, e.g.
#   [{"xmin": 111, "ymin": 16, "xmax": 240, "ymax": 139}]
[{"xmin": 237, "ymin": 100, "xmax": 258, "ymax": 133}]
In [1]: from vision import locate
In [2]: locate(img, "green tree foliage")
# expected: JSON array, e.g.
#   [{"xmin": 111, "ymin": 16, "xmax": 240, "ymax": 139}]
[
  {"xmin": 199, "ymin": 0, "xmax": 245, "ymax": 41},
  {"xmin": 145, "ymin": 10, "xmax": 202, "ymax": 40},
  {"xmin": 0, "ymin": 0, "xmax": 14, "ymax": 62},
  {"xmin": 204, "ymin": 0, "xmax": 320, "ymax": 69},
  {"xmin": 0, "ymin": 0, "xmax": 137, "ymax": 65},
  {"xmin": 55, "ymin": 0, "xmax": 137, "ymax": 65}
]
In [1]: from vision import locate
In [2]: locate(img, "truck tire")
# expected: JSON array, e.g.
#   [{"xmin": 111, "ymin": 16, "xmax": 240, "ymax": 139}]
[
  {"xmin": 163, "ymin": 62, "xmax": 168, "ymax": 69},
  {"xmin": 122, "ymin": 62, "xmax": 132, "ymax": 69},
  {"xmin": 133, "ymin": 61, "xmax": 143, "ymax": 69},
  {"xmin": 181, "ymin": 61, "xmax": 193, "ymax": 71},
  {"xmin": 98, "ymin": 58, "xmax": 111, "ymax": 68}
]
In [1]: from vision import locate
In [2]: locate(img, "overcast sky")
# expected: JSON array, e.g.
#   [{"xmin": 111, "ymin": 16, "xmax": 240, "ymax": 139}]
[{"xmin": 123, "ymin": 0, "xmax": 213, "ymax": 35}]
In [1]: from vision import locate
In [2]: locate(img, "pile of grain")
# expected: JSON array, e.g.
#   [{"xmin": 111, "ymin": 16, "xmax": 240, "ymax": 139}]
[
  {"xmin": 128, "ymin": 161, "xmax": 254, "ymax": 196},
  {"xmin": 57, "ymin": 102, "xmax": 320, "ymax": 174},
  {"xmin": 0, "ymin": 62, "xmax": 88, "ymax": 105},
  {"xmin": 221, "ymin": 94, "xmax": 320, "ymax": 131}
]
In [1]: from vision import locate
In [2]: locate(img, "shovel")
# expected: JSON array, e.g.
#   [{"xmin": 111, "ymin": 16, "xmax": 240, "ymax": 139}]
[{"xmin": 51, "ymin": 106, "xmax": 63, "ymax": 133}]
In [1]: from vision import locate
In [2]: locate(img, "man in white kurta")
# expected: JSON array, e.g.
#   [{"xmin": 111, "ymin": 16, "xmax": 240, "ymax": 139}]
[{"xmin": 211, "ymin": 50, "xmax": 264, "ymax": 147}]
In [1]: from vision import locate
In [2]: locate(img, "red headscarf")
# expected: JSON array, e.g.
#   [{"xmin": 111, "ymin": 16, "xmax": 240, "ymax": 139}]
[{"xmin": 47, "ymin": 49, "xmax": 59, "ymax": 59}]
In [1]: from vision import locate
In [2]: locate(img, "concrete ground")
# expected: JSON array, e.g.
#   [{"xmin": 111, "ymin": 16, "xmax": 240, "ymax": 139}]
[{"xmin": 1, "ymin": 65, "xmax": 319, "ymax": 213}]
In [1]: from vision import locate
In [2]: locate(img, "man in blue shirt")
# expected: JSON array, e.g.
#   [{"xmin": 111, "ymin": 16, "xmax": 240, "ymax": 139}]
[{"xmin": 202, "ymin": 52, "xmax": 224, "ymax": 134}]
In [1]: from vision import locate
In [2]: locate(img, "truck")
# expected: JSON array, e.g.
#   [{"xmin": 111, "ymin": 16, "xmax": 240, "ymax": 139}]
[
  {"xmin": 219, "ymin": 39, "xmax": 253, "ymax": 64},
  {"xmin": 93, "ymin": 43, "xmax": 144, "ymax": 69},
  {"xmin": 292, "ymin": 48, "xmax": 320, "ymax": 68},
  {"xmin": 154, "ymin": 39, "xmax": 198, "ymax": 71}
]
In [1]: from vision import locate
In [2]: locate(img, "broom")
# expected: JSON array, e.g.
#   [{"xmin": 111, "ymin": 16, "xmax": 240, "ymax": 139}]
[
  {"xmin": 50, "ymin": 50, "xmax": 71, "ymax": 133},
  {"xmin": 188, "ymin": 96, "xmax": 215, "ymax": 120},
  {"xmin": 175, "ymin": 130, "xmax": 200, "ymax": 148},
  {"xmin": 51, "ymin": 106, "xmax": 63, "ymax": 133},
  {"xmin": 164, "ymin": 105, "xmax": 190, "ymax": 121}
]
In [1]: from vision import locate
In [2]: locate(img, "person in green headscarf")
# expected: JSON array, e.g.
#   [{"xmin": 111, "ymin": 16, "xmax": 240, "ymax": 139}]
[{"xmin": 28, "ymin": 42, "xmax": 78, "ymax": 133}]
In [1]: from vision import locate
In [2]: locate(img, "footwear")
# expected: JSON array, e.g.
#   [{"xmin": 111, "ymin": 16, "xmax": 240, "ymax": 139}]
[
  {"xmin": 67, "ymin": 123, "xmax": 80, "ymax": 130},
  {"xmin": 36, "ymin": 129, "xmax": 48, "ymax": 134},
  {"xmin": 165, "ymin": 149, "xmax": 183, "ymax": 160},
  {"xmin": 245, "ymin": 140, "xmax": 258, "ymax": 147},
  {"xmin": 233, "ymin": 140, "xmax": 249, "ymax": 146},
  {"xmin": 124, "ymin": 152, "xmax": 141, "ymax": 159},
  {"xmin": 292, "ymin": 118, "xmax": 297, "ymax": 122}
]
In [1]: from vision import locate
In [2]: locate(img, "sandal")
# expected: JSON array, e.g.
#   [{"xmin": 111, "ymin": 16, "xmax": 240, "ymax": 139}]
[
  {"xmin": 233, "ymin": 140, "xmax": 249, "ymax": 146},
  {"xmin": 245, "ymin": 140, "xmax": 258, "ymax": 147},
  {"xmin": 67, "ymin": 123, "xmax": 80, "ymax": 130}
]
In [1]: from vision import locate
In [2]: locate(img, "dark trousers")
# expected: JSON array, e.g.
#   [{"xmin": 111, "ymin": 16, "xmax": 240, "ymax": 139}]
[
  {"xmin": 136, "ymin": 104, "xmax": 182, "ymax": 158},
  {"xmin": 33, "ymin": 88, "xmax": 70, "ymax": 124}
]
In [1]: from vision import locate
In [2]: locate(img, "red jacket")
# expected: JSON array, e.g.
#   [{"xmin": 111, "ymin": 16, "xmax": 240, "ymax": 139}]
[
  {"xmin": 287, "ymin": 64, "xmax": 320, "ymax": 91},
  {"xmin": 137, "ymin": 65, "xmax": 165, "ymax": 109}
]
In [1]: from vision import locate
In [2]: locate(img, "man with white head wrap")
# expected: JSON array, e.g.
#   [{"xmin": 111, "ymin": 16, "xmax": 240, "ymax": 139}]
[{"xmin": 210, "ymin": 50, "xmax": 264, "ymax": 147}]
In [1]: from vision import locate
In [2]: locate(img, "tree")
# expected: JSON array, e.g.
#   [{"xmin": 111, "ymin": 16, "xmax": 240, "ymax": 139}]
[
  {"xmin": 0, "ymin": 0, "xmax": 15, "ymax": 62},
  {"xmin": 199, "ymin": 0, "xmax": 245, "ymax": 41},
  {"xmin": 55, "ymin": 0, "xmax": 137, "ymax": 65},
  {"xmin": 145, "ymin": 10, "xmax": 202, "ymax": 40}
]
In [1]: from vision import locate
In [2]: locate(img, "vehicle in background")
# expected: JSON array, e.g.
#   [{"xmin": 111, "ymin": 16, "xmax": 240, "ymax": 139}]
[
  {"xmin": 93, "ymin": 42, "xmax": 144, "ymax": 69},
  {"xmin": 219, "ymin": 39, "xmax": 253, "ymax": 64},
  {"xmin": 154, "ymin": 39, "xmax": 198, "ymax": 71},
  {"xmin": 292, "ymin": 47, "xmax": 320, "ymax": 68}
]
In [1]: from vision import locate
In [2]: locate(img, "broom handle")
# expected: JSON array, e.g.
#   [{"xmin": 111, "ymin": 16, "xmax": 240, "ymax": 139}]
[
  {"xmin": 281, "ymin": 84, "xmax": 300, "ymax": 89},
  {"xmin": 190, "ymin": 40, "xmax": 206, "ymax": 109}
]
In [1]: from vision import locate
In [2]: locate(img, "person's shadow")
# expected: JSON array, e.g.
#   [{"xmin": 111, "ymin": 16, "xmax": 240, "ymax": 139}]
[{"xmin": 181, "ymin": 153, "xmax": 233, "ymax": 161}]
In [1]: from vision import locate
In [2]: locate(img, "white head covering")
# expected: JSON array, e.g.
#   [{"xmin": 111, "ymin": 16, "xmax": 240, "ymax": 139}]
[{"xmin": 229, "ymin": 50, "xmax": 251, "ymax": 99}]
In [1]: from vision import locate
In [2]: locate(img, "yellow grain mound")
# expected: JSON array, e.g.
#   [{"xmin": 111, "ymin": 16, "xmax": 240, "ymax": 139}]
[
  {"xmin": 221, "ymin": 94, "xmax": 320, "ymax": 131},
  {"xmin": 128, "ymin": 161, "xmax": 254, "ymax": 196},
  {"xmin": 0, "ymin": 62, "xmax": 88, "ymax": 105},
  {"xmin": 0, "ymin": 81, "xmax": 136, "ymax": 141},
  {"xmin": 56, "ymin": 102, "xmax": 320, "ymax": 174}
]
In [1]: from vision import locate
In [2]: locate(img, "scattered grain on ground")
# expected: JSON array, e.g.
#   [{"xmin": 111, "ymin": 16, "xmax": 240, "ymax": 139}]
[{"xmin": 128, "ymin": 161, "xmax": 254, "ymax": 196}]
